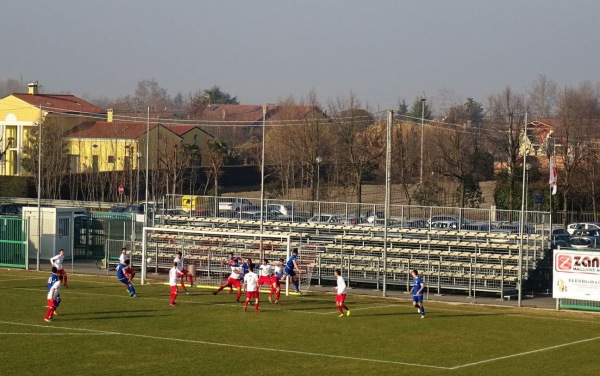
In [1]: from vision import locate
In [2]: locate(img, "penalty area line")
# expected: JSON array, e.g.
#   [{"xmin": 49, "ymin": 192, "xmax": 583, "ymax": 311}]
[
  {"xmin": 0, "ymin": 320, "xmax": 449, "ymax": 370},
  {"xmin": 0, "ymin": 332, "xmax": 117, "ymax": 336},
  {"xmin": 450, "ymin": 335, "xmax": 600, "ymax": 370}
]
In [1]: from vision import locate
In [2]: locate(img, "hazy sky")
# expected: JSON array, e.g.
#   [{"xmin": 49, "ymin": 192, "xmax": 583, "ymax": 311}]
[{"xmin": 1, "ymin": 0, "xmax": 599, "ymax": 112}]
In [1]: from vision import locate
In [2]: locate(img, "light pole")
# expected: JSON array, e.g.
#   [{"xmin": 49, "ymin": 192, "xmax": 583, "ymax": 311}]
[
  {"xmin": 420, "ymin": 95, "xmax": 426, "ymax": 184},
  {"xmin": 136, "ymin": 152, "xmax": 141, "ymax": 203},
  {"xmin": 315, "ymin": 156, "xmax": 322, "ymax": 201},
  {"xmin": 525, "ymin": 162, "xmax": 531, "ymax": 211}
]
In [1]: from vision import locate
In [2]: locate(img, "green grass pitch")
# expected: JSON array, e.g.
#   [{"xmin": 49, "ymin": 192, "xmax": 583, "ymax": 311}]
[{"xmin": 0, "ymin": 268, "xmax": 599, "ymax": 376}]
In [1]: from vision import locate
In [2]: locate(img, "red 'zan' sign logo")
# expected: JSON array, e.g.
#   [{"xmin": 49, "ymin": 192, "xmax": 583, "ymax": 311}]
[{"xmin": 556, "ymin": 254, "xmax": 572, "ymax": 271}]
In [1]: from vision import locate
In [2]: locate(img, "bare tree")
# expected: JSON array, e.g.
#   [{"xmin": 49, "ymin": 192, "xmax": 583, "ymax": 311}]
[
  {"xmin": 555, "ymin": 82, "xmax": 600, "ymax": 225},
  {"xmin": 21, "ymin": 118, "xmax": 70, "ymax": 199},
  {"xmin": 487, "ymin": 87, "xmax": 528, "ymax": 210},
  {"xmin": 528, "ymin": 74, "xmax": 558, "ymax": 118},
  {"xmin": 329, "ymin": 94, "xmax": 385, "ymax": 204}
]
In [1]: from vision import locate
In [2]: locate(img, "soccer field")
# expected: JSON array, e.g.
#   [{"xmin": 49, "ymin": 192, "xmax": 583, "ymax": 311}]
[{"xmin": 1, "ymin": 268, "xmax": 598, "ymax": 376}]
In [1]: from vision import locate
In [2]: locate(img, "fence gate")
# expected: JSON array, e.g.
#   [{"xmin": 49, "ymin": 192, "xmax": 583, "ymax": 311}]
[{"xmin": 0, "ymin": 217, "xmax": 28, "ymax": 268}]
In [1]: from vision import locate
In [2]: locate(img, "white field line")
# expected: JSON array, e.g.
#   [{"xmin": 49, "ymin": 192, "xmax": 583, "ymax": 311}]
[
  {"xmin": 0, "ymin": 277, "xmax": 46, "ymax": 283},
  {"xmin": 0, "ymin": 332, "xmax": 116, "ymax": 336},
  {"xmin": 0, "ymin": 320, "xmax": 449, "ymax": 370},
  {"xmin": 450, "ymin": 335, "xmax": 600, "ymax": 370}
]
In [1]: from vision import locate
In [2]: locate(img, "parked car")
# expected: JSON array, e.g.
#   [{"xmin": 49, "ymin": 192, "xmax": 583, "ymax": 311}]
[
  {"xmin": 430, "ymin": 220, "xmax": 460, "ymax": 230},
  {"xmin": 308, "ymin": 214, "xmax": 343, "ymax": 224},
  {"xmin": 109, "ymin": 205, "xmax": 127, "ymax": 213},
  {"xmin": 239, "ymin": 206, "xmax": 282, "ymax": 220},
  {"xmin": 551, "ymin": 235, "xmax": 571, "ymax": 249},
  {"xmin": 572, "ymin": 229, "xmax": 600, "ymax": 237},
  {"xmin": 566, "ymin": 222, "xmax": 600, "ymax": 235},
  {"xmin": 462, "ymin": 223, "xmax": 494, "ymax": 232},
  {"xmin": 568, "ymin": 236, "xmax": 600, "ymax": 249},
  {"xmin": 428, "ymin": 215, "xmax": 471, "ymax": 226},
  {"xmin": 276, "ymin": 214, "xmax": 309, "ymax": 223},
  {"xmin": 218, "ymin": 197, "xmax": 253, "ymax": 212},
  {"xmin": 266, "ymin": 203, "xmax": 293, "ymax": 216},
  {"xmin": 402, "ymin": 218, "xmax": 429, "ymax": 229},
  {"xmin": 493, "ymin": 222, "xmax": 535, "ymax": 234}
]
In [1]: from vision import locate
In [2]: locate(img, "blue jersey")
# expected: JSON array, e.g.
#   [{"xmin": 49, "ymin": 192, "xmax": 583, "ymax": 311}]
[
  {"xmin": 286, "ymin": 254, "xmax": 297, "ymax": 270},
  {"xmin": 240, "ymin": 263, "xmax": 249, "ymax": 280},
  {"xmin": 47, "ymin": 273, "xmax": 58, "ymax": 292},
  {"xmin": 116, "ymin": 263, "xmax": 128, "ymax": 280},
  {"xmin": 413, "ymin": 276, "xmax": 424, "ymax": 296}
]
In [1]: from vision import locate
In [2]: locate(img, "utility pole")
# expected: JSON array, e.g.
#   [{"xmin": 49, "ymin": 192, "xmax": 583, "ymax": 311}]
[{"xmin": 420, "ymin": 94, "xmax": 426, "ymax": 184}]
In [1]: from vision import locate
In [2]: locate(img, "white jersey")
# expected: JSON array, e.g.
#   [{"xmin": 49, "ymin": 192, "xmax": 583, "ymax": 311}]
[
  {"xmin": 274, "ymin": 264, "xmax": 283, "ymax": 276},
  {"xmin": 229, "ymin": 265, "xmax": 242, "ymax": 280},
  {"xmin": 50, "ymin": 254, "xmax": 64, "ymax": 270},
  {"xmin": 336, "ymin": 276, "xmax": 347, "ymax": 295},
  {"xmin": 259, "ymin": 264, "xmax": 273, "ymax": 277},
  {"xmin": 119, "ymin": 253, "xmax": 128, "ymax": 263},
  {"xmin": 169, "ymin": 267, "xmax": 179, "ymax": 286},
  {"xmin": 174, "ymin": 256, "xmax": 184, "ymax": 272},
  {"xmin": 244, "ymin": 271, "xmax": 259, "ymax": 292},
  {"xmin": 47, "ymin": 280, "xmax": 61, "ymax": 300}
]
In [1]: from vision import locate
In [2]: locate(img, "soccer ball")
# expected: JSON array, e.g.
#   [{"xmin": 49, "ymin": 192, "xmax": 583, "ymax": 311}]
[{"xmin": 146, "ymin": 257, "xmax": 152, "ymax": 265}]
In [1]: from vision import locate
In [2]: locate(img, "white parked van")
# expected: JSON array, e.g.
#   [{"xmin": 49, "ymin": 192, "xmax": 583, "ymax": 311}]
[{"xmin": 218, "ymin": 197, "xmax": 252, "ymax": 212}]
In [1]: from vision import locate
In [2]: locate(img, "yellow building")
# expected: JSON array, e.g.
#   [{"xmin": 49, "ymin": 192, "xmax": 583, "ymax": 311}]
[{"xmin": 0, "ymin": 83, "xmax": 105, "ymax": 176}]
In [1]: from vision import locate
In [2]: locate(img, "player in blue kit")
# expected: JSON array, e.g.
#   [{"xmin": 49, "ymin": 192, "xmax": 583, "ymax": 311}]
[
  {"xmin": 47, "ymin": 267, "xmax": 61, "ymax": 316},
  {"xmin": 281, "ymin": 250, "xmax": 301, "ymax": 293},
  {"xmin": 116, "ymin": 259, "xmax": 137, "ymax": 297},
  {"xmin": 411, "ymin": 269, "xmax": 425, "ymax": 318}
]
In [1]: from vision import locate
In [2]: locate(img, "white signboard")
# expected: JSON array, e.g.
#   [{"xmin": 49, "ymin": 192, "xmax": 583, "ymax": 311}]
[{"xmin": 553, "ymin": 249, "xmax": 600, "ymax": 302}]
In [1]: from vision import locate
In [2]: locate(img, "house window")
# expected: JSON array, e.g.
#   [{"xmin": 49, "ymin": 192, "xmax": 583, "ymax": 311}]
[
  {"xmin": 68, "ymin": 155, "xmax": 80, "ymax": 173},
  {"xmin": 92, "ymin": 155, "xmax": 99, "ymax": 173},
  {"xmin": 108, "ymin": 156, "xmax": 115, "ymax": 164},
  {"xmin": 193, "ymin": 134, "xmax": 198, "ymax": 144},
  {"xmin": 58, "ymin": 217, "xmax": 69, "ymax": 237}
]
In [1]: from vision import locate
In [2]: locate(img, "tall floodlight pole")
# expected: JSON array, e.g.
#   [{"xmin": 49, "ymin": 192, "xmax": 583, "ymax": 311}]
[
  {"xmin": 145, "ymin": 107, "xmax": 149, "ymax": 228},
  {"xmin": 37, "ymin": 105, "xmax": 42, "ymax": 271},
  {"xmin": 420, "ymin": 95, "xmax": 426, "ymax": 184},
  {"xmin": 518, "ymin": 112, "xmax": 528, "ymax": 307},
  {"xmin": 259, "ymin": 105, "xmax": 266, "ymax": 259},
  {"xmin": 383, "ymin": 109, "xmax": 393, "ymax": 297}
]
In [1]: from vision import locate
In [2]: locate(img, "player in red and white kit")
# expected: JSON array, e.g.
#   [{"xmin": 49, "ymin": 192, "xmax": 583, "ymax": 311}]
[
  {"xmin": 169, "ymin": 261, "xmax": 179, "ymax": 306},
  {"xmin": 333, "ymin": 269, "xmax": 350, "ymax": 317},
  {"xmin": 269, "ymin": 258, "xmax": 284, "ymax": 304},
  {"xmin": 174, "ymin": 251, "xmax": 194, "ymax": 295},
  {"xmin": 213, "ymin": 260, "xmax": 243, "ymax": 302},
  {"xmin": 257, "ymin": 259, "xmax": 273, "ymax": 290},
  {"xmin": 44, "ymin": 274, "xmax": 63, "ymax": 322},
  {"xmin": 243, "ymin": 264, "xmax": 260, "ymax": 312},
  {"xmin": 50, "ymin": 249, "xmax": 68, "ymax": 287}
]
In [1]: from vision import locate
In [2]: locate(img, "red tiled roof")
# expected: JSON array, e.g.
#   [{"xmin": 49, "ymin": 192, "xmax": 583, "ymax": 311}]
[
  {"xmin": 66, "ymin": 121, "xmax": 159, "ymax": 140},
  {"xmin": 195, "ymin": 104, "xmax": 324, "ymax": 124},
  {"xmin": 11, "ymin": 93, "xmax": 105, "ymax": 114}
]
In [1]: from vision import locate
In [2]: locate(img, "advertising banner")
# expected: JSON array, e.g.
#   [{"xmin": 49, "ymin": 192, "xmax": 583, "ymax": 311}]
[{"xmin": 553, "ymin": 249, "xmax": 600, "ymax": 302}]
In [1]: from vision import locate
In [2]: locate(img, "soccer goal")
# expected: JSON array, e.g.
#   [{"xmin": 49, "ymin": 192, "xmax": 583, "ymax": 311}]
[{"xmin": 140, "ymin": 226, "xmax": 314, "ymax": 294}]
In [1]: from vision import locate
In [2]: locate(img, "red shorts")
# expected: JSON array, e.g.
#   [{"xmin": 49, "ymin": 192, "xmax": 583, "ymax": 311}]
[
  {"xmin": 258, "ymin": 276, "xmax": 271, "ymax": 286},
  {"xmin": 47, "ymin": 299, "xmax": 57, "ymax": 309},
  {"xmin": 335, "ymin": 294, "xmax": 347, "ymax": 303},
  {"xmin": 270, "ymin": 276, "xmax": 280, "ymax": 284},
  {"xmin": 178, "ymin": 268, "xmax": 189, "ymax": 275},
  {"xmin": 170, "ymin": 285, "xmax": 178, "ymax": 294},
  {"xmin": 227, "ymin": 278, "xmax": 241, "ymax": 288},
  {"xmin": 57, "ymin": 269, "xmax": 67, "ymax": 276},
  {"xmin": 246, "ymin": 291, "xmax": 259, "ymax": 299},
  {"xmin": 126, "ymin": 267, "xmax": 135, "ymax": 278}
]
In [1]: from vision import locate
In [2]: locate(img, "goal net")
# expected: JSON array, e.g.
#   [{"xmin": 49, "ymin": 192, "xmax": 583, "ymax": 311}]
[{"xmin": 140, "ymin": 226, "xmax": 315, "ymax": 294}]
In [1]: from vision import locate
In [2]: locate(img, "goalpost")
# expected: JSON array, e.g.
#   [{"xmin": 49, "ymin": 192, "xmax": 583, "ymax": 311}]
[{"xmin": 140, "ymin": 226, "xmax": 316, "ymax": 294}]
